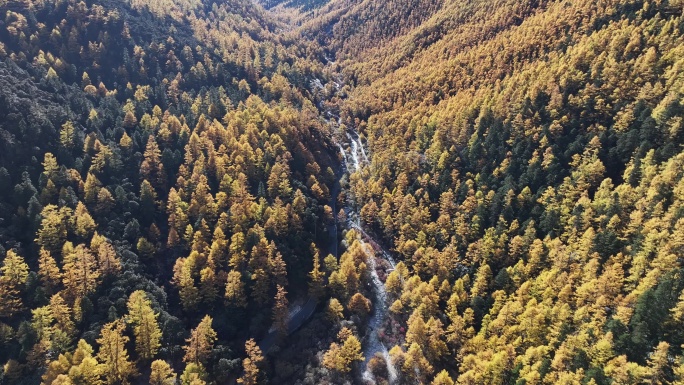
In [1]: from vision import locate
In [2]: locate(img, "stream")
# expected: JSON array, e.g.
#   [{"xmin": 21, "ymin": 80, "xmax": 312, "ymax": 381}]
[
  {"xmin": 258, "ymin": 113, "xmax": 400, "ymax": 383},
  {"xmin": 309, "ymin": 67, "xmax": 400, "ymax": 383},
  {"xmin": 336, "ymin": 119, "xmax": 399, "ymax": 385}
]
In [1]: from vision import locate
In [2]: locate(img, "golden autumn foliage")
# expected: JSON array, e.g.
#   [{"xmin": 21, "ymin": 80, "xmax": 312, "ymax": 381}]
[
  {"xmin": 322, "ymin": 327, "xmax": 364, "ymax": 373},
  {"xmin": 183, "ymin": 316, "xmax": 216, "ymax": 365},
  {"xmin": 4, "ymin": 0, "xmax": 684, "ymax": 383},
  {"xmin": 126, "ymin": 290, "xmax": 162, "ymax": 361}
]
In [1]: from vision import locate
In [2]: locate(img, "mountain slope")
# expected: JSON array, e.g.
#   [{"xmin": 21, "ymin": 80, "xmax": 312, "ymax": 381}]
[
  {"xmin": 283, "ymin": 0, "xmax": 684, "ymax": 383},
  {"xmin": 3, "ymin": 0, "xmax": 684, "ymax": 384},
  {"xmin": 0, "ymin": 0, "xmax": 340, "ymax": 384}
]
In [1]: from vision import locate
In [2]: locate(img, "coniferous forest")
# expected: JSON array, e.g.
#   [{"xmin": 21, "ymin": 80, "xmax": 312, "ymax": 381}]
[{"xmin": 1, "ymin": 0, "xmax": 684, "ymax": 383}]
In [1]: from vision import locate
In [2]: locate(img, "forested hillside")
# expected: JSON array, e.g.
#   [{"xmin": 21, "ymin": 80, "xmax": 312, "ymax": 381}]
[
  {"xmin": 299, "ymin": 0, "xmax": 684, "ymax": 383},
  {"xmin": 0, "ymin": 0, "xmax": 340, "ymax": 383},
  {"xmin": 2, "ymin": 0, "xmax": 684, "ymax": 384}
]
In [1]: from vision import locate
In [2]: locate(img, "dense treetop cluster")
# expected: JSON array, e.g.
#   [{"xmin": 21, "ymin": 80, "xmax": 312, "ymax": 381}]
[
  {"xmin": 0, "ymin": 0, "xmax": 340, "ymax": 383},
  {"xmin": 3, "ymin": 0, "xmax": 684, "ymax": 383},
  {"xmin": 296, "ymin": 0, "xmax": 684, "ymax": 383}
]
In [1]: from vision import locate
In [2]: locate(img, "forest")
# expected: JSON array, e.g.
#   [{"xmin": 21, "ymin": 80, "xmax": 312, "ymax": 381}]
[{"xmin": 1, "ymin": 0, "xmax": 684, "ymax": 383}]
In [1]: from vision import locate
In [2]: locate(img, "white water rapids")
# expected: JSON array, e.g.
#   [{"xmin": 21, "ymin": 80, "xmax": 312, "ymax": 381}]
[
  {"xmin": 337, "ymin": 127, "xmax": 399, "ymax": 385},
  {"xmin": 315, "ymin": 73, "xmax": 399, "ymax": 383}
]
